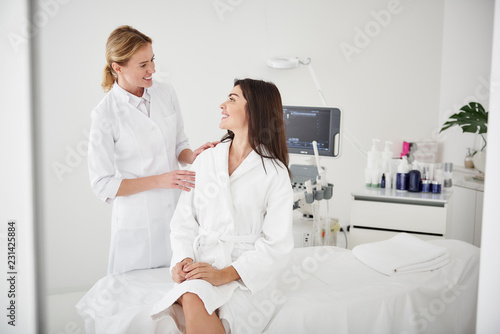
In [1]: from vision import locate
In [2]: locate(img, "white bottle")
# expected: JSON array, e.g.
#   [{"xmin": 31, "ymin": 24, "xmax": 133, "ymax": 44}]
[
  {"xmin": 367, "ymin": 139, "xmax": 381, "ymax": 169},
  {"xmin": 366, "ymin": 139, "xmax": 381, "ymax": 187},
  {"xmin": 381, "ymin": 141, "xmax": 393, "ymax": 188}
]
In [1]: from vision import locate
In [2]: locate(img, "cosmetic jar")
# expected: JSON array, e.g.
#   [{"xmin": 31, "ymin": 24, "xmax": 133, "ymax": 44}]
[
  {"xmin": 443, "ymin": 162, "xmax": 453, "ymax": 188},
  {"xmin": 421, "ymin": 180, "xmax": 431, "ymax": 193},
  {"xmin": 408, "ymin": 170, "xmax": 422, "ymax": 192},
  {"xmin": 432, "ymin": 181, "xmax": 442, "ymax": 194}
]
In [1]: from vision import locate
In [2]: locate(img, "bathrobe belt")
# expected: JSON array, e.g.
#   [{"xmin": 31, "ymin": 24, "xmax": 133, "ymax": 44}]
[{"xmin": 193, "ymin": 227, "xmax": 262, "ymax": 267}]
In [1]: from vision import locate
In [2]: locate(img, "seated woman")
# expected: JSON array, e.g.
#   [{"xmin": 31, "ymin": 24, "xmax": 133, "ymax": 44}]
[{"xmin": 150, "ymin": 78, "xmax": 294, "ymax": 333}]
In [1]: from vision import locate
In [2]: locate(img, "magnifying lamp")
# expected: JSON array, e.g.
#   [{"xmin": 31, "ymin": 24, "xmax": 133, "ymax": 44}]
[
  {"xmin": 266, "ymin": 57, "xmax": 310, "ymax": 69},
  {"xmin": 267, "ymin": 57, "xmax": 327, "ymax": 105},
  {"xmin": 267, "ymin": 56, "xmax": 367, "ymax": 158}
]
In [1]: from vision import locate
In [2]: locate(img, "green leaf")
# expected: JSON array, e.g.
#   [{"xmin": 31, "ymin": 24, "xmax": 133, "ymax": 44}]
[{"xmin": 440, "ymin": 102, "xmax": 488, "ymax": 134}]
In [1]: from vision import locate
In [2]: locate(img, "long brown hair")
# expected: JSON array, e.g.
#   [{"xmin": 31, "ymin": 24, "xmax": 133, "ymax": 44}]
[
  {"xmin": 101, "ymin": 25, "xmax": 152, "ymax": 92},
  {"xmin": 221, "ymin": 78, "xmax": 290, "ymax": 176}
]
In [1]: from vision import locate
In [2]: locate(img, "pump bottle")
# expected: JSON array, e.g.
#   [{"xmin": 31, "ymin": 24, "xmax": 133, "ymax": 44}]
[
  {"xmin": 381, "ymin": 141, "xmax": 393, "ymax": 189},
  {"xmin": 464, "ymin": 148, "xmax": 474, "ymax": 168},
  {"xmin": 365, "ymin": 139, "xmax": 381, "ymax": 187},
  {"xmin": 396, "ymin": 156, "xmax": 409, "ymax": 191}
]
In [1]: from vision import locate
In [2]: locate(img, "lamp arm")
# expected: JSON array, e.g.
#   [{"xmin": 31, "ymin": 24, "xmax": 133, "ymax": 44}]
[
  {"xmin": 305, "ymin": 62, "xmax": 367, "ymax": 158},
  {"xmin": 306, "ymin": 63, "xmax": 328, "ymax": 107}
]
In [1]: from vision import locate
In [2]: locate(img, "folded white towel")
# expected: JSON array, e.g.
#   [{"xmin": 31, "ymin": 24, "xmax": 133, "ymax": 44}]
[{"xmin": 352, "ymin": 233, "xmax": 450, "ymax": 276}]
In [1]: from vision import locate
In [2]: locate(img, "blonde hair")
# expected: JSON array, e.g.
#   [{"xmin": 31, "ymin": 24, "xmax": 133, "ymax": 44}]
[{"xmin": 102, "ymin": 25, "xmax": 152, "ymax": 92}]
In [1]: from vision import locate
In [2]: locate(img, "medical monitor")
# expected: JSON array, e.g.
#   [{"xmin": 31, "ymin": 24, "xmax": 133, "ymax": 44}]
[{"xmin": 283, "ymin": 105, "xmax": 341, "ymax": 157}]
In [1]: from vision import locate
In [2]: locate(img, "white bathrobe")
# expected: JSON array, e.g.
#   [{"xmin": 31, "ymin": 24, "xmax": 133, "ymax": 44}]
[{"xmin": 150, "ymin": 141, "xmax": 294, "ymax": 333}]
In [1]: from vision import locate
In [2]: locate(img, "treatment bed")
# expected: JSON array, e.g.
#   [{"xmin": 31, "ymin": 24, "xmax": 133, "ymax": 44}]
[{"xmin": 76, "ymin": 238, "xmax": 479, "ymax": 333}]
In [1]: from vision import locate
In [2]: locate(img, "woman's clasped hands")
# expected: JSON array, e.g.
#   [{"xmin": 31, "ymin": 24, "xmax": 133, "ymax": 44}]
[{"xmin": 172, "ymin": 258, "xmax": 238, "ymax": 286}]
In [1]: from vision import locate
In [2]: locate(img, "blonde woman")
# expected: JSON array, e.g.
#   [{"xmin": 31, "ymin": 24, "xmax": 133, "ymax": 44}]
[{"xmin": 88, "ymin": 25, "xmax": 216, "ymax": 275}]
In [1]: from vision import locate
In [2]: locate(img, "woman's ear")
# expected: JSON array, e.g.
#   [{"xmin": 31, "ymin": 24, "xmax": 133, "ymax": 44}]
[{"xmin": 111, "ymin": 62, "xmax": 121, "ymax": 74}]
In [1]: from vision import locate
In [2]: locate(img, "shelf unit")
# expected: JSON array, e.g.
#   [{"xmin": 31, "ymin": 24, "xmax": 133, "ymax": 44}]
[{"xmin": 349, "ymin": 188, "xmax": 453, "ymax": 249}]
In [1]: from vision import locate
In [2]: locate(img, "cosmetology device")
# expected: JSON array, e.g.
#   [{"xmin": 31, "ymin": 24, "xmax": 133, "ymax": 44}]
[
  {"xmin": 283, "ymin": 105, "xmax": 341, "ymax": 157},
  {"xmin": 290, "ymin": 137, "xmax": 347, "ymax": 248},
  {"xmin": 284, "ymin": 105, "xmax": 343, "ymax": 246},
  {"xmin": 267, "ymin": 59, "xmax": 345, "ymax": 246}
]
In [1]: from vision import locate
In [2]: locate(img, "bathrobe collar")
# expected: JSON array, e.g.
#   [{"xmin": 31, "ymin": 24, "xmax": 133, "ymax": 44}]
[{"xmin": 218, "ymin": 140, "xmax": 263, "ymax": 180}]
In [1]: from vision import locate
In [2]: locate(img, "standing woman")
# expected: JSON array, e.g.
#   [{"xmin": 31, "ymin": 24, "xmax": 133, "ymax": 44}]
[{"xmin": 88, "ymin": 25, "xmax": 215, "ymax": 275}]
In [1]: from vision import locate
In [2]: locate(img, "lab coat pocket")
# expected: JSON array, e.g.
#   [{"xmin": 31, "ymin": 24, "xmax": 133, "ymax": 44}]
[{"xmin": 114, "ymin": 193, "xmax": 148, "ymax": 229}]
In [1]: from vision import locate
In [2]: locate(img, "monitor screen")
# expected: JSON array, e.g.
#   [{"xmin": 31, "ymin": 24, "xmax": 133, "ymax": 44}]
[{"xmin": 283, "ymin": 105, "xmax": 341, "ymax": 157}]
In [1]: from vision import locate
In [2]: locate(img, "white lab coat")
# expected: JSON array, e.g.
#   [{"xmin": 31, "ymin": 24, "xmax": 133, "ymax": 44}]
[
  {"xmin": 150, "ymin": 141, "xmax": 294, "ymax": 333},
  {"xmin": 88, "ymin": 80, "xmax": 190, "ymax": 275}
]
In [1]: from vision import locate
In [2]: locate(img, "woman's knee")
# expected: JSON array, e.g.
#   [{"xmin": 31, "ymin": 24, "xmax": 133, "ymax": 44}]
[{"xmin": 179, "ymin": 292, "xmax": 203, "ymax": 308}]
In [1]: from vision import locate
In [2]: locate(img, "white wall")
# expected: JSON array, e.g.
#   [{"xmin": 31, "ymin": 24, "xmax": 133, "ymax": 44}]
[
  {"xmin": 477, "ymin": 1, "xmax": 500, "ymax": 332},
  {"xmin": 439, "ymin": 0, "xmax": 494, "ymax": 163},
  {"xmin": 21, "ymin": 0, "xmax": 495, "ymax": 332},
  {"xmin": 0, "ymin": 1, "xmax": 38, "ymax": 333},
  {"xmin": 34, "ymin": 0, "xmax": 446, "ymax": 293}
]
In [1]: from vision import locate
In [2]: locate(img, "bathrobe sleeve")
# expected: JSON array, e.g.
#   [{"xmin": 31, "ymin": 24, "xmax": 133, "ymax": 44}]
[
  {"xmin": 169, "ymin": 159, "xmax": 200, "ymax": 270},
  {"xmin": 231, "ymin": 165, "xmax": 294, "ymax": 294}
]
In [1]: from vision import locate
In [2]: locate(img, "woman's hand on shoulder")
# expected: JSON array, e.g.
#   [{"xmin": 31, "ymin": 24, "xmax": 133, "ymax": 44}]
[
  {"xmin": 193, "ymin": 141, "xmax": 220, "ymax": 160},
  {"xmin": 183, "ymin": 263, "xmax": 240, "ymax": 286},
  {"xmin": 157, "ymin": 170, "xmax": 195, "ymax": 192},
  {"xmin": 172, "ymin": 258, "xmax": 194, "ymax": 283},
  {"xmin": 178, "ymin": 142, "xmax": 219, "ymax": 165}
]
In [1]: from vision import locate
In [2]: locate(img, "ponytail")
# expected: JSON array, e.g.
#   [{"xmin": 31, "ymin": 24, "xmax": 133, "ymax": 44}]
[{"xmin": 101, "ymin": 64, "xmax": 116, "ymax": 92}]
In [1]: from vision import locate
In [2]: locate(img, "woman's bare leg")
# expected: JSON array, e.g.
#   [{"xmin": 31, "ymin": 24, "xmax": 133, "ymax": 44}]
[{"xmin": 178, "ymin": 293, "xmax": 225, "ymax": 334}]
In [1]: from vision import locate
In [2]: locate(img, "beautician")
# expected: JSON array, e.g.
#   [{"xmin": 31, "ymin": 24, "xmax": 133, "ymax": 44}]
[{"xmin": 88, "ymin": 25, "xmax": 216, "ymax": 275}]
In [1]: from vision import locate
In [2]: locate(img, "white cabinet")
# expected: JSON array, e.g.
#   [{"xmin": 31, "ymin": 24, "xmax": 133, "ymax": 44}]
[
  {"xmin": 349, "ymin": 188, "xmax": 452, "ymax": 249},
  {"xmin": 450, "ymin": 167, "xmax": 484, "ymax": 247},
  {"xmin": 474, "ymin": 191, "xmax": 484, "ymax": 246}
]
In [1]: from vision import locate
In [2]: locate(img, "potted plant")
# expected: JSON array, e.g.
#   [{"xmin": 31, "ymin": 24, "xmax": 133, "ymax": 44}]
[{"xmin": 440, "ymin": 101, "xmax": 488, "ymax": 173}]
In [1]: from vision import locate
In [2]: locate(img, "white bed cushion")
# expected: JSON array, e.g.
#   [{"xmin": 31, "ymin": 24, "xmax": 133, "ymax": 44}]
[
  {"xmin": 76, "ymin": 239, "xmax": 479, "ymax": 334},
  {"xmin": 266, "ymin": 239, "xmax": 479, "ymax": 333}
]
